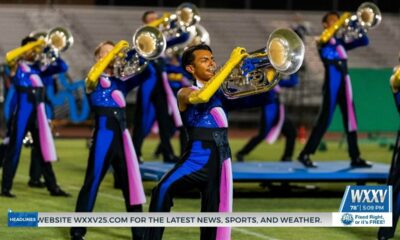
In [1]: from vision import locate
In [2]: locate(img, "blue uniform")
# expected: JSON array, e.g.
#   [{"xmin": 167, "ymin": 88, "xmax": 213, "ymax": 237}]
[
  {"xmin": 1, "ymin": 58, "xmax": 68, "ymax": 194},
  {"xmin": 152, "ymin": 62, "xmax": 191, "ymax": 157},
  {"xmin": 299, "ymin": 34, "xmax": 369, "ymax": 160},
  {"xmin": 145, "ymin": 84, "xmax": 272, "ymax": 240},
  {"xmin": 132, "ymin": 60, "xmax": 177, "ymax": 162},
  {"xmin": 132, "ymin": 33, "xmax": 191, "ymax": 162},
  {"xmin": 70, "ymin": 66, "xmax": 151, "ymax": 240},
  {"xmin": 237, "ymin": 74, "xmax": 299, "ymax": 161}
]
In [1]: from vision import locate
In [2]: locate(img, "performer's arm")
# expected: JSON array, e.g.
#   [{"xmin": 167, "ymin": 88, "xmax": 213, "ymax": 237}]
[
  {"xmin": 278, "ymin": 73, "xmax": 299, "ymax": 88},
  {"xmin": 166, "ymin": 32, "xmax": 191, "ymax": 48},
  {"xmin": 339, "ymin": 34, "xmax": 369, "ymax": 50},
  {"xmin": 186, "ymin": 47, "xmax": 248, "ymax": 104},
  {"xmin": 222, "ymin": 91, "xmax": 274, "ymax": 111},
  {"xmin": 123, "ymin": 62, "xmax": 157, "ymax": 93},
  {"xmin": 41, "ymin": 58, "xmax": 68, "ymax": 77}
]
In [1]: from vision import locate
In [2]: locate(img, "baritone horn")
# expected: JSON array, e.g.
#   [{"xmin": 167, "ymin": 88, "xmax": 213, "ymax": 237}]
[
  {"xmin": 221, "ymin": 28, "xmax": 305, "ymax": 99},
  {"xmin": 39, "ymin": 27, "xmax": 74, "ymax": 67},
  {"xmin": 85, "ymin": 26, "xmax": 166, "ymax": 92},
  {"xmin": 5, "ymin": 27, "xmax": 73, "ymax": 67},
  {"xmin": 148, "ymin": 2, "xmax": 200, "ymax": 32},
  {"xmin": 319, "ymin": 2, "xmax": 381, "ymax": 44}
]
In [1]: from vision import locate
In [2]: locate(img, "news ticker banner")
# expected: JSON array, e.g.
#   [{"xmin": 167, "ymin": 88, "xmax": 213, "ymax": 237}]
[
  {"xmin": 7, "ymin": 185, "xmax": 393, "ymax": 228},
  {"xmin": 8, "ymin": 212, "xmax": 392, "ymax": 227}
]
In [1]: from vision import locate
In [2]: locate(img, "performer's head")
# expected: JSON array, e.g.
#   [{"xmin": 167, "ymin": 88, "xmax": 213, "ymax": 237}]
[
  {"xmin": 20, "ymin": 36, "xmax": 38, "ymax": 62},
  {"xmin": 94, "ymin": 40, "xmax": 115, "ymax": 74},
  {"xmin": 182, "ymin": 44, "xmax": 215, "ymax": 83},
  {"xmin": 142, "ymin": 10, "xmax": 158, "ymax": 24},
  {"xmin": 322, "ymin": 11, "xmax": 340, "ymax": 29}
]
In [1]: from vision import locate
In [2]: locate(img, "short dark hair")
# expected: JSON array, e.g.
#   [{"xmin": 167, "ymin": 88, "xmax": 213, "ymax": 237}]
[
  {"xmin": 181, "ymin": 44, "xmax": 213, "ymax": 75},
  {"xmin": 142, "ymin": 10, "xmax": 156, "ymax": 23},
  {"xmin": 21, "ymin": 36, "xmax": 37, "ymax": 46},
  {"xmin": 322, "ymin": 11, "xmax": 340, "ymax": 23},
  {"xmin": 94, "ymin": 40, "xmax": 115, "ymax": 57}
]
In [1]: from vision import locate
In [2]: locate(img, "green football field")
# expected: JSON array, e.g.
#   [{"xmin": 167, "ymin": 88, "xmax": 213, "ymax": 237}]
[{"xmin": 0, "ymin": 137, "xmax": 397, "ymax": 240}]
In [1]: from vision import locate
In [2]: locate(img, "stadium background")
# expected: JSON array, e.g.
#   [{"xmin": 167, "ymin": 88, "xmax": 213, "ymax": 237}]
[{"xmin": 0, "ymin": 0, "xmax": 399, "ymax": 239}]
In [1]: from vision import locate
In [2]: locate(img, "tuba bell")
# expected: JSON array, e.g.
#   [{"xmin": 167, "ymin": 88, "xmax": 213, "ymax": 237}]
[
  {"xmin": 85, "ymin": 26, "xmax": 166, "ymax": 92},
  {"xmin": 319, "ymin": 2, "xmax": 381, "ymax": 44},
  {"xmin": 221, "ymin": 28, "xmax": 305, "ymax": 99}
]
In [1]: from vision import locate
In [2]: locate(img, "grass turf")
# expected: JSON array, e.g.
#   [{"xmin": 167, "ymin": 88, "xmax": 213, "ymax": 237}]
[{"xmin": 0, "ymin": 137, "xmax": 397, "ymax": 240}]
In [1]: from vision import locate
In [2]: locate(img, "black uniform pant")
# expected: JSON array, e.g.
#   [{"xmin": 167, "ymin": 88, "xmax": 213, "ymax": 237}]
[
  {"xmin": 238, "ymin": 105, "xmax": 297, "ymax": 161},
  {"xmin": 70, "ymin": 113, "xmax": 143, "ymax": 239},
  {"xmin": 300, "ymin": 63, "xmax": 360, "ymax": 159},
  {"xmin": 133, "ymin": 78, "xmax": 176, "ymax": 162},
  {"xmin": 2, "ymin": 89, "xmax": 58, "ymax": 193},
  {"xmin": 144, "ymin": 128, "xmax": 232, "ymax": 240}
]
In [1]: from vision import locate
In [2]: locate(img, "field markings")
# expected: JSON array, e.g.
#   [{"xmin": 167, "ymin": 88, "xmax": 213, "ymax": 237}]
[
  {"xmin": 233, "ymin": 228, "xmax": 280, "ymax": 240},
  {"xmin": 15, "ymin": 175, "xmax": 280, "ymax": 240}
]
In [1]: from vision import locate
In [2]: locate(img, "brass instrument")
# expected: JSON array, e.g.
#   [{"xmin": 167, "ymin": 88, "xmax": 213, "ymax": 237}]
[
  {"xmin": 85, "ymin": 26, "xmax": 166, "ymax": 92},
  {"xmin": 148, "ymin": 2, "xmax": 200, "ymax": 32},
  {"xmin": 164, "ymin": 23, "xmax": 210, "ymax": 57},
  {"xmin": 29, "ymin": 30, "xmax": 47, "ymax": 40},
  {"xmin": 221, "ymin": 28, "xmax": 305, "ymax": 99},
  {"xmin": 39, "ymin": 27, "xmax": 74, "ymax": 67},
  {"xmin": 188, "ymin": 24, "xmax": 210, "ymax": 46},
  {"xmin": 148, "ymin": 2, "xmax": 201, "ymax": 55},
  {"xmin": 5, "ymin": 27, "xmax": 73, "ymax": 67},
  {"xmin": 319, "ymin": 2, "xmax": 381, "ymax": 44}
]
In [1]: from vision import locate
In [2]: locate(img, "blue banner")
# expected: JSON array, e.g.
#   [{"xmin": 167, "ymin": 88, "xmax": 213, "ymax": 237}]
[{"xmin": 8, "ymin": 210, "xmax": 38, "ymax": 227}]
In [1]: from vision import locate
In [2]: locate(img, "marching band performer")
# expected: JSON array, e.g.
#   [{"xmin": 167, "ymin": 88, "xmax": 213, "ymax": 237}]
[
  {"xmin": 1, "ymin": 36, "xmax": 70, "ymax": 197},
  {"xmin": 28, "ymin": 59, "xmax": 66, "ymax": 188},
  {"xmin": 298, "ymin": 11, "xmax": 372, "ymax": 168},
  {"xmin": 132, "ymin": 10, "xmax": 179, "ymax": 163},
  {"xmin": 153, "ymin": 53, "xmax": 191, "ymax": 158},
  {"xmin": 144, "ymin": 44, "xmax": 276, "ymax": 240},
  {"xmin": 378, "ymin": 60, "xmax": 400, "ymax": 240},
  {"xmin": 236, "ymin": 73, "xmax": 298, "ymax": 162},
  {"xmin": 70, "ymin": 41, "xmax": 146, "ymax": 240}
]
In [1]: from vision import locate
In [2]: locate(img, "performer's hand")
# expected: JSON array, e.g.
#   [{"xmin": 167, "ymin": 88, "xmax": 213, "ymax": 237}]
[
  {"xmin": 229, "ymin": 47, "xmax": 248, "ymax": 66},
  {"xmin": 390, "ymin": 66, "xmax": 400, "ymax": 93}
]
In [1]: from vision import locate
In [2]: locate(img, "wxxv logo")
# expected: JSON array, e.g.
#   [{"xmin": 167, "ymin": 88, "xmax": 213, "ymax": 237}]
[{"xmin": 339, "ymin": 186, "xmax": 392, "ymax": 212}]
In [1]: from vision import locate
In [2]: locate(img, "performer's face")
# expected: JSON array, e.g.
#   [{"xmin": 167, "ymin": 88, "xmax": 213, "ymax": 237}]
[
  {"xmin": 96, "ymin": 43, "xmax": 115, "ymax": 74},
  {"xmin": 144, "ymin": 12, "xmax": 158, "ymax": 24},
  {"xmin": 23, "ymin": 48, "xmax": 37, "ymax": 62},
  {"xmin": 95, "ymin": 44, "xmax": 114, "ymax": 61},
  {"xmin": 186, "ymin": 49, "xmax": 216, "ymax": 82},
  {"xmin": 323, "ymin": 14, "xmax": 339, "ymax": 29}
]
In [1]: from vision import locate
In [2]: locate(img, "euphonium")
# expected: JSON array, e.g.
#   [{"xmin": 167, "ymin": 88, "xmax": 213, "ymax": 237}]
[
  {"xmin": 148, "ymin": 2, "xmax": 201, "ymax": 55},
  {"xmin": 319, "ymin": 2, "xmax": 381, "ymax": 44},
  {"xmin": 221, "ymin": 28, "xmax": 305, "ymax": 99},
  {"xmin": 39, "ymin": 27, "xmax": 74, "ymax": 67},
  {"xmin": 188, "ymin": 24, "xmax": 210, "ymax": 46},
  {"xmin": 85, "ymin": 26, "xmax": 166, "ymax": 92},
  {"xmin": 5, "ymin": 27, "xmax": 74, "ymax": 67},
  {"xmin": 148, "ymin": 2, "xmax": 200, "ymax": 32}
]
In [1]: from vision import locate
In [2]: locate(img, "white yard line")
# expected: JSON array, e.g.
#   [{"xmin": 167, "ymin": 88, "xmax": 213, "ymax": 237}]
[{"xmin": 233, "ymin": 228, "xmax": 281, "ymax": 240}]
